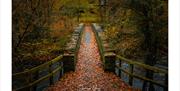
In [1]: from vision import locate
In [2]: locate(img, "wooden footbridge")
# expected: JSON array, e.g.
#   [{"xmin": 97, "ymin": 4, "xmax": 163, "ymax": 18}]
[{"xmin": 12, "ymin": 23, "xmax": 168, "ymax": 91}]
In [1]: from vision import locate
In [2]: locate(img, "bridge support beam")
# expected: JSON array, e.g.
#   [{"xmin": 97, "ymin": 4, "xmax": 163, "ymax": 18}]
[
  {"xmin": 104, "ymin": 52, "xmax": 116, "ymax": 73},
  {"xmin": 63, "ymin": 54, "xmax": 75, "ymax": 73}
]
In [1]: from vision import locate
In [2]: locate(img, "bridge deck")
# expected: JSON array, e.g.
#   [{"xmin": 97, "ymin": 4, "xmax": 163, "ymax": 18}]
[{"xmin": 46, "ymin": 25, "xmax": 135, "ymax": 91}]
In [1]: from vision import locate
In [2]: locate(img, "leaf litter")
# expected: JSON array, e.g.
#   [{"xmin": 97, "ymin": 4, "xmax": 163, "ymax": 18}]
[{"xmin": 46, "ymin": 26, "xmax": 140, "ymax": 91}]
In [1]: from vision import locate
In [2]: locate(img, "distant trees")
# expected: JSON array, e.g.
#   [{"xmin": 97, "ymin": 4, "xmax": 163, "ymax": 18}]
[
  {"xmin": 105, "ymin": 0, "xmax": 168, "ymax": 90},
  {"xmin": 12, "ymin": 0, "xmax": 59, "ymax": 72},
  {"xmin": 13, "ymin": 0, "xmax": 51, "ymax": 51},
  {"xmin": 106, "ymin": 0, "xmax": 168, "ymax": 63},
  {"xmin": 12, "ymin": 0, "xmax": 81, "ymax": 72}
]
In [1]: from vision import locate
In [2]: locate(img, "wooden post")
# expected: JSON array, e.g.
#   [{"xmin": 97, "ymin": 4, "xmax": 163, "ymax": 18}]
[
  {"xmin": 143, "ymin": 70, "xmax": 155, "ymax": 91},
  {"xmin": 33, "ymin": 70, "xmax": 39, "ymax": 91},
  {"xmin": 26, "ymin": 71, "xmax": 31, "ymax": 91},
  {"xmin": 49, "ymin": 63, "xmax": 53, "ymax": 85},
  {"xmin": 59, "ymin": 61, "xmax": 63, "ymax": 79},
  {"xmin": 164, "ymin": 73, "xmax": 168, "ymax": 91},
  {"xmin": 104, "ymin": 52, "xmax": 116, "ymax": 73},
  {"xmin": 119, "ymin": 59, "xmax": 121, "ymax": 78},
  {"xmin": 29, "ymin": 71, "xmax": 34, "ymax": 91},
  {"xmin": 63, "ymin": 54, "xmax": 75, "ymax": 73},
  {"xmin": 129, "ymin": 64, "xmax": 133, "ymax": 86},
  {"xmin": 149, "ymin": 70, "xmax": 155, "ymax": 91}
]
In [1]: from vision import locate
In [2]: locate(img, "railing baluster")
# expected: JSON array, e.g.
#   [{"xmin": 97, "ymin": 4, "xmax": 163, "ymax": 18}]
[
  {"xmin": 59, "ymin": 61, "xmax": 63, "ymax": 79},
  {"xmin": 116, "ymin": 55, "xmax": 168, "ymax": 90},
  {"xmin": 33, "ymin": 70, "xmax": 39, "ymax": 91},
  {"xmin": 13, "ymin": 55, "xmax": 64, "ymax": 91},
  {"xmin": 26, "ymin": 71, "xmax": 31, "ymax": 91},
  {"xmin": 164, "ymin": 73, "xmax": 168, "ymax": 91},
  {"xmin": 129, "ymin": 64, "xmax": 133, "ymax": 86},
  {"xmin": 59, "ymin": 61, "xmax": 61, "ymax": 79},
  {"xmin": 49, "ymin": 63, "xmax": 53, "ymax": 85},
  {"xmin": 61, "ymin": 61, "xmax": 64, "ymax": 76},
  {"xmin": 29, "ymin": 71, "xmax": 33, "ymax": 91},
  {"xmin": 119, "ymin": 59, "xmax": 121, "ymax": 78}
]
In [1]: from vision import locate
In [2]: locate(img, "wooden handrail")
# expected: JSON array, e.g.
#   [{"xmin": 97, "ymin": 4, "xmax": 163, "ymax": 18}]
[
  {"xmin": 12, "ymin": 55, "xmax": 63, "ymax": 77},
  {"xmin": 14, "ymin": 66, "xmax": 62, "ymax": 91},
  {"xmin": 12, "ymin": 55, "xmax": 64, "ymax": 91},
  {"xmin": 116, "ymin": 55, "xmax": 168, "ymax": 90},
  {"xmin": 117, "ymin": 66, "xmax": 167, "ymax": 87},
  {"xmin": 116, "ymin": 55, "xmax": 168, "ymax": 74}
]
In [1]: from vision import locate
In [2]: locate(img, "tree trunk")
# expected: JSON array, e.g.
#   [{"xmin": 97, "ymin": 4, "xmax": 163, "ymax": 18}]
[{"xmin": 142, "ymin": 19, "xmax": 157, "ymax": 91}]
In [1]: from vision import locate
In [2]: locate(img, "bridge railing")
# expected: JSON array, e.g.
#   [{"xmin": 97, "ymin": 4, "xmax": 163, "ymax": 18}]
[
  {"xmin": 12, "ymin": 55, "xmax": 64, "ymax": 91},
  {"xmin": 114, "ymin": 55, "xmax": 168, "ymax": 91},
  {"xmin": 92, "ymin": 23, "xmax": 168, "ymax": 90},
  {"xmin": 12, "ymin": 24, "xmax": 84, "ymax": 91},
  {"xmin": 74, "ymin": 24, "xmax": 84, "ymax": 64},
  {"xmin": 91, "ymin": 24, "xmax": 105, "ymax": 66}
]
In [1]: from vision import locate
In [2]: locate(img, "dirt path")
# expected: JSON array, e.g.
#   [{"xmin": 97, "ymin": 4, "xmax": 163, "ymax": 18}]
[{"xmin": 46, "ymin": 25, "xmax": 135, "ymax": 91}]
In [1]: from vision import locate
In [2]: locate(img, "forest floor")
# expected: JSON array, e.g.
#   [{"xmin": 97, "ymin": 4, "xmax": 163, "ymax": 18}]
[{"xmin": 46, "ymin": 25, "xmax": 136, "ymax": 91}]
